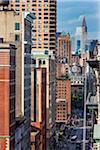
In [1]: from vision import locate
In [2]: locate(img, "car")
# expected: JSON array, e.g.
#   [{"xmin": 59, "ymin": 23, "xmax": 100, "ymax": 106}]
[{"xmin": 71, "ymin": 135, "xmax": 77, "ymax": 141}]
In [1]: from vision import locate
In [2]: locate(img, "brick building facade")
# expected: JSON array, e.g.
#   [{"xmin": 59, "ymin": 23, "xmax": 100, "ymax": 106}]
[{"xmin": 0, "ymin": 43, "xmax": 16, "ymax": 149}]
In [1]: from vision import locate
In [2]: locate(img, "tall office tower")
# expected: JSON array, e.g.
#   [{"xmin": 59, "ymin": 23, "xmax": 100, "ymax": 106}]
[
  {"xmin": 0, "ymin": 5, "xmax": 35, "ymax": 149},
  {"xmin": 31, "ymin": 67, "xmax": 46, "ymax": 150},
  {"xmin": 82, "ymin": 16, "xmax": 87, "ymax": 33},
  {"xmin": 56, "ymin": 32, "xmax": 72, "ymax": 65},
  {"xmin": 0, "ymin": 43, "xmax": 16, "ymax": 149},
  {"xmin": 75, "ymin": 16, "xmax": 87, "ymax": 55},
  {"xmin": 9, "ymin": 0, "xmax": 57, "ymax": 54}
]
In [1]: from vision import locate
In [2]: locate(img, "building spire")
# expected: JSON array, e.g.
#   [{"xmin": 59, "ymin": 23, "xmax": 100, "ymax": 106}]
[{"xmin": 82, "ymin": 16, "xmax": 87, "ymax": 32}]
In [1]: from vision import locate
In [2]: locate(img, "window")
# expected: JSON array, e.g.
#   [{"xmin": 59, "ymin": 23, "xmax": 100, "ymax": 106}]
[
  {"xmin": 38, "ymin": 8, "xmax": 42, "ymax": 11},
  {"xmin": 15, "ymin": 34, "xmax": 20, "ymax": 41},
  {"xmin": 32, "ymin": 59, "xmax": 36, "ymax": 64},
  {"xmin": 32, "ymin": 4, "xmax": 36, "ymax": 6},
  {"xmin": 15, "ymin": 4, "xmax": 20, "ymax": 7},
  {"xmin": 32, "ymin": 38, "xmax": 36, "ymax": 41},
  {"xmin": 44, "ymin": 4, "xmax": 48, "ymax": 7},
  {"xmin": 44, "ymin": 34, "xmax": 48, "ymax": 36},
  {"xmin": 33, "ymin": 20, "xmax": 36, "ymax": 23},
  {"xmin": 38, "ymin": 30, "xmax": 42, "ymax": 33},
  {"xmin": 32, "ymin": 30, "xmax": 36, "ymax": 32},
  {"xmin": 32, "ymin": 42, "xmax": 36, "ymax": 45},
  {"xmin": 38, "ymin": 20, "xmax": 42, "ymax": 23},
  {"xmin": 0, "ymin": 38, "xmax": 3, "ymax": 43},
  {"xmin": 44, "ymin": 25, "xmax": 48, "ymax": 28},
  {"xmin": 32, "ymin": 34, "xmax": 36, "ymax": 37},
  {"xmin": 44, "ymin": 42, "xmax": 48, "ymax": 45},
  {"xmin": 44, "ymin": 13, "xmax": 48, "ymax": 15},
  {"xmin": 32, "ymin": 25, "xmax": 36, "ymax": 28},
  {"xmin": 32, "ymin": 8, "xmax": 36, "ymax": 11},
  {"xmin": 22, "ymin": 9, "xmax": 25, "ymax": 11},
  {"xmin": 15, "ymin": 8, "xmax": 20, "ymax": 11},
  {"xmin": 38, "ymin": 38, "xmax": 42, "ymax": 41},
  {"xmin": 39, "ymin": 13, "xmax": 42, "ymax": 15},
  {"xmin": 44, "ymin": 8, "xmax": 48, "ymax": 11},
  {"xmin": 44, "ymin": 29, "xmax": 48, "ymax": 33},
  {"xmin": 44, "ymin": 20, "xmax": 48, "ymax": 23},
  {"xmin": 38, "ymin": 17, "xmax": 42, "ymax": 19},
  {"xmin": 38, "ymin": 42, "xmax": 42, "ymax": 45},
  {"xmin": 15, "ymin": 23, "xmax": 20, "ymax": 30},
  {"xmin": 44, "ymin": 38, "xmax": 48, "ymax": 40},
  {"xmin": 39, "ymin": 60, "xmax": 42, "ymax": 65},
  {"xmin": 38, "ymin": 4, "xmax": 42, "ymax": 7},
  {"xmin": 38, "ymin": 25, "xmax": 42, "ymax": 28},
  {"xmin": 43, "ymin": 60, "xmax": 45, "ymax": 64},
  {"xmin": 16, "ymin": 0, "xmax": 19, "ymax": 2}
]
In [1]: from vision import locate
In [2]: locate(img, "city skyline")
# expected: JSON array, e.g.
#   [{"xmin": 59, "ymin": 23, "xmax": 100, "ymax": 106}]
[
  {"xmin": 0, "ymin": 1, "xmax": 100, "ymax": 149},
  {"xmin": 57, "ymin": 0, "xmax": 100, "ymax": 39}
]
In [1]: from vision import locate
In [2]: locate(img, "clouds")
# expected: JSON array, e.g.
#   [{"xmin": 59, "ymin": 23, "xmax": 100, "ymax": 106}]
[
  {"xmin": 67, "ymin": 13, "xmax": 100, "ymax": 25},
  {"xmin": 67, "ymin": 15, "xmax": 84, "ymax": 25},
  {"xmin": 57, "ymin": 0, "xmax": 100, "ymax": 39}
]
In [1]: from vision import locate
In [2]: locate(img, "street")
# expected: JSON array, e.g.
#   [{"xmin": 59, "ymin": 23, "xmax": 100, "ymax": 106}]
[{"xmin": 49, "ymin": 113, "xmax": 93, "ymax": 150}]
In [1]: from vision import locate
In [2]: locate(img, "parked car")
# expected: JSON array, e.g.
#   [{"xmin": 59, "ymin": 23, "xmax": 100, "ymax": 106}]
[{"xmin": 71, "ymin": 135, "xmax": 77, "ymax": 141}]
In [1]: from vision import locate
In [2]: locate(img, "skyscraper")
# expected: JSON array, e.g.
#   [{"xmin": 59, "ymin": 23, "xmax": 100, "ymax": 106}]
[
  {"xmin": 82, "ymin": 16, "xmax": 87, "ymax": 33},
  {"xmin": 9, "ymin": 0, "xmax": 57, "ymax": 54},
  {"xmin": 56, "ymin": 32, "xmax": 71, "ymax": 65},
  {"xmin": 75, "ymin": 16, "xmax": 87, "ymax": 55}
]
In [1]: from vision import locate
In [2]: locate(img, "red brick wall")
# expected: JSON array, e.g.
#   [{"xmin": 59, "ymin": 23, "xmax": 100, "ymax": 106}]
[
  {"xmin": 57, "ymin": 35, "xmax": 71, "ymax": 64},
  {"xmin": 0, "ymin": 49, "xmax": 16, "ymax": 149},
  {"xmin": 0, "ymin": 68, "xmax": 9, "ymax": 135},
  {"xmin": 56, "ymin": 80, "xmax": 71, "ymax": 115}
]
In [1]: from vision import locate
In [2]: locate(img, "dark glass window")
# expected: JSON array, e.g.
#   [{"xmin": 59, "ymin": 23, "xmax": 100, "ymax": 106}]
[
  {"xmin": 15, "ymin": 23, "xmax": 20, "ymax": 30},
  {"xmin": 15, "ymin": 34, "xmax": 20, "ymax": 41}
]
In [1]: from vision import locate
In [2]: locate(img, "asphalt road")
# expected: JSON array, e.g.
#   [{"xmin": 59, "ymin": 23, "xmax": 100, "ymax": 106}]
[{"xmin": 49, "ymin": 114, "xmax": 92, "ymax": 150}]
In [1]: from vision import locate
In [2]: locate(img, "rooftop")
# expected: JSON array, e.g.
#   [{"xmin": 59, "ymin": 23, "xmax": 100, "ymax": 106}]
[
  {"xmin": 87, "ymin": 59, "xmax": 100, "ymax": 69},
  {"xmin": 93, "ymin": 124, "xmax": 100, "ymax": 140}
]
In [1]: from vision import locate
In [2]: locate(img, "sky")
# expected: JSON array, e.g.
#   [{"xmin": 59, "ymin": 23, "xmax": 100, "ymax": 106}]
[{"xmin": 57, "ymin": 0, "xmax": 100, "ymax": 40}]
